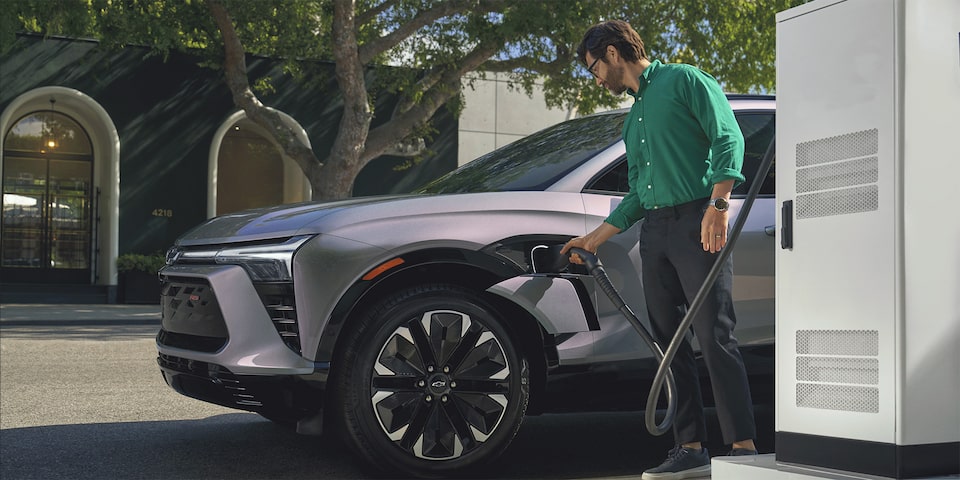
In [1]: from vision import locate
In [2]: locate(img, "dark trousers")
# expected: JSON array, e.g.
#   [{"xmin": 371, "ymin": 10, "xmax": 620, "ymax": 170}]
[{"xmin": 639, "ymin": 198, "xmax": 756, "ymax": 445}]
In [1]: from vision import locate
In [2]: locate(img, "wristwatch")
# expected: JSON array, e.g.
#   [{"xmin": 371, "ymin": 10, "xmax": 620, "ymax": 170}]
[{"xmin": 710, "ymin": 197, "xmax": 729, "ymax": 212}]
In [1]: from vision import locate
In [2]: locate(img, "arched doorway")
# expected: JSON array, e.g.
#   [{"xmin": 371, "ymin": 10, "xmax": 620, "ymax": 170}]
[
  {"xmin": 216, "ymin": 118, "xmax": 286, "ymax": 215},
  {"xmin": 211, "ymin": 114, "xmax": 311, "ymax": 217},
  {"xmin": 1, "ymin": 106, "xmax": 94, "ymax": 283}
]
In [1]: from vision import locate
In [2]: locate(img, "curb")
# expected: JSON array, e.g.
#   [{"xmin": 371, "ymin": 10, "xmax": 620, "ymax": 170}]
[{"xmin": 1, "ymin": 319, "xmax": 161, "ymax": 327}]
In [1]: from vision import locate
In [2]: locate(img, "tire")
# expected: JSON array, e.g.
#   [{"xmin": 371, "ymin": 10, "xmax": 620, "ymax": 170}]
[{"xmin": 332, "ymin": 284, "xmax": 530, "ymax": 478}]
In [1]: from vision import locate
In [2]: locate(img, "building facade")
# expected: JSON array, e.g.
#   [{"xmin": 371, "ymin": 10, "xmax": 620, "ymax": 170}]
[
  {"xmin": 0, "ymin": 35, "xmax": 601, "ymax": 302},
  {"xmin": 0, "ymin": 35, "xmax": 458, "ymax": 300}
]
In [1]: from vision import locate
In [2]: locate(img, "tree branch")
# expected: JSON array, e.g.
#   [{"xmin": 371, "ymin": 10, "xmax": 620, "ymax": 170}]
[
  {"xmin": 363, "ymin": 40, "xmax": 501, "ymax": 164},
  {"xmin": 481, "ymin": 39, "xmax": 572, "ymax": 75},
  {"xmin": 481, "ymin": 56, "xmax": 565, "ymax": 75},
  {"xmin": 207, "ymin": 0, "xmax": 251, "ymax": 100},
  {"xmin": 391, "ymin": 67, "xmax": 445, "ymax": 117},
  {"xmin": 358, "ymin": 0, "xmax": 508, "ymax": 65},
  {"xmin": 356, "ymin": 0, "xmax": 398, "ymax": 27}
]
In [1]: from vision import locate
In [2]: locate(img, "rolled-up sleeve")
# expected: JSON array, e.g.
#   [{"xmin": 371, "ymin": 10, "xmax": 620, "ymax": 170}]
[
  {"xmin": 684, "ymin": 69, "xmax": 745, "ymax": 186},
  {"xmin": 605, "ymin": 190, "xmax": 645, "ymax": 231}
]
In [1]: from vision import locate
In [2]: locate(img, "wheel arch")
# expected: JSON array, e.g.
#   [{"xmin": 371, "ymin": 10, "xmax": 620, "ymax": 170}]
[{"xmin": 318, "ymin": 247, "xmax": 552, "ymax": 414}]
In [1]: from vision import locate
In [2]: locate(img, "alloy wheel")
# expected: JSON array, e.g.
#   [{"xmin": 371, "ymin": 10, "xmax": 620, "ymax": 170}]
[{"xmin": 370, "ymin": 309, "xmax": 512, "ymax": 460}]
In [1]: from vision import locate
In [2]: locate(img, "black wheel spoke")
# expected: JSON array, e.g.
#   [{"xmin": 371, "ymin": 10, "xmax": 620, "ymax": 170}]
[
  {"xmin": 398, "ymin": 400, "xmax": 435, "ymax": 450},
  {"xmin": 372, "ymin": 375, "xmax": 420, "ymax": 391},
  {"xmin": 440, "ymin": 397, "xmax": 477, "ymax": 451},
  {"xmin": 451, "ymin": 392, "xmax": 508, "ymax": 440},
  {"xmin": 451, "ymin": 378, "xmax": 510, "ymax": 394},
  {"xmin": 457, "ymin": 332, "xmax": 509, "ymax": 380},
  {"xmin": 408, "ymin": 315, "xmax": 439, "ymax": 369},
  {"xmin": 372, "ymin": 391, "xmax": 423, "ymax": 437},
  {"xmin": 375, "ymin": 326, "xmax": 424, "ymax": 376},
  {"xmin": 445, "ymin": 326, "xmax": 483, "ymax": 374},
  {"xmin": 426, "ymin": 311, "xmax": 472, "ymax": 366}
]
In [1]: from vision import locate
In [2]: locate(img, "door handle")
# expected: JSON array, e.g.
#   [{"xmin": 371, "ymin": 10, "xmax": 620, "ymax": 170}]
[{"xmin": 764, "ymin": 225, "xmax": 776, "ymax": 237}]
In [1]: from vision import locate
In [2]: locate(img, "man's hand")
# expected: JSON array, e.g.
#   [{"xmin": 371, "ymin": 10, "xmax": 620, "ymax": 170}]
[
  {"xmin": 701, "ymin": 207, "xmax": 729, "ymax": 253},
  {"xmin": 561, "ymin": 222, "xmax": 621, "ymax": 265},
  {"xmin": 560, "ymin": 237, "xmax": 595, "ymax": 265}
]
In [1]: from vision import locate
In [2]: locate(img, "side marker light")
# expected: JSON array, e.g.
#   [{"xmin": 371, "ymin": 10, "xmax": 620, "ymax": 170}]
[{"xmin": 362, "ymin": 257, "xmax": 405, "ymax": 281}]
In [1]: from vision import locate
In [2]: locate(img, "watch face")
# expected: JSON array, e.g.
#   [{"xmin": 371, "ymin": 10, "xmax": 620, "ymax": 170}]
[{"xmin": 714, "ymin": 198, "xmax": 729, "ymax": 210}]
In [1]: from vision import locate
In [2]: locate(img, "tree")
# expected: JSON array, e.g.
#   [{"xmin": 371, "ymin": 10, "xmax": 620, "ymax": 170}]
[{"xmin": 2, "ymin": 0, "xmax": 806, "ymax": 200}]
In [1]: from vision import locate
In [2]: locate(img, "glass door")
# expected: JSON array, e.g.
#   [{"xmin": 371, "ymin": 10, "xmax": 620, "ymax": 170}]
[{"xmin": 1, "ymin": 110, "xmax": 93, "ymax": 284}]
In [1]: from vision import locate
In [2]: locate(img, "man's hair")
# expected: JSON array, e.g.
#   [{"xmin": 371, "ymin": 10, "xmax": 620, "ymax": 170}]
[{"xmin": 577, "ymin": 20, "xmax": 647, "ymax": 66}]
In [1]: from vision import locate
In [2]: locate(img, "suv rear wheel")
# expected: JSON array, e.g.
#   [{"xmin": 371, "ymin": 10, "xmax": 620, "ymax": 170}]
[{"xmin": 332, "ymin": 284, "xmax": 530, "ymax": 477}]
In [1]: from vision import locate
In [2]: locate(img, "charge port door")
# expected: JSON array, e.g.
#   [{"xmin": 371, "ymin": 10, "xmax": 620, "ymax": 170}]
[{"xmin": 485, "ymin": 245, "xmax": 599, "ymax": 334}]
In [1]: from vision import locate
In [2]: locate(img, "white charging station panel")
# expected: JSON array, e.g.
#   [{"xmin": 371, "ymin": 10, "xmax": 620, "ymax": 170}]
[{"xmin": 775, "ymin": 0, "xmax": 959, "ymax": 477}]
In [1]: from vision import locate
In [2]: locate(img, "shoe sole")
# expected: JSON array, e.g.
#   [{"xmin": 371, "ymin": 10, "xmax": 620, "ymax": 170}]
[{"xmin": 641, "ymin": 464, "xmax": 711, "ymax": 480}]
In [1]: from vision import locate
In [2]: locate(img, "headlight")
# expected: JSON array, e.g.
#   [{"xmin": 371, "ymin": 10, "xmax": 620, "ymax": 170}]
[
  {"xmin": 215, "ymin": 235, "xmax": 313, "ymax": 282},
  {"xmin": 165, "ymin": 235, "xmax": 313, "ymax": 282}
]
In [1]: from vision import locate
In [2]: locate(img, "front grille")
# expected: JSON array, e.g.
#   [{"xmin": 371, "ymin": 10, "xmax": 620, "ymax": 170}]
[
  {"xmin": 254, "ymin": 282, "xmax": 300, "ymax": 354},
  {"xmin": 160, "ymin": 272, "xmax": 299, "ymax": 355},
  {"xmin": 158, "ymin": 276, "xmax": 228, "ymax": 352},
  {"xmin": 158, "ymin": 353, "xmax": 263, "ymax": 408}
]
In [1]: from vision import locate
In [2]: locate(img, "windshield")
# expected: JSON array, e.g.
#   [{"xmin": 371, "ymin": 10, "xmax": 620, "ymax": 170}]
[{"xmin": 417, "ymin": 111, "xmax": 627, "ymax": 194}]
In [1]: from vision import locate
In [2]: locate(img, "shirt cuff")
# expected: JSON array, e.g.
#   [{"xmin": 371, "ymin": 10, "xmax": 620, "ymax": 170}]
[
  {"xmin": 711, "ymin": 168, "xmax": 746, "ymax": 186},
  {"xmin": 604, "ymin": 210, "xmax": 641, "ymax": 231}
]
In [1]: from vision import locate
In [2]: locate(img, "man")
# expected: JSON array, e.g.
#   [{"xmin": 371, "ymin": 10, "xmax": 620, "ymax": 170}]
[{"xmin": 561, "ymin": 20, "xmax": 758, "ymax": 480}]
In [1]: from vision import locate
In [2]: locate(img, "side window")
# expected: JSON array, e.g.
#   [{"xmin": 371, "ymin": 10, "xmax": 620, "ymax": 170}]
[
  {"xmin": 733, "ymin": 113, "xmax": 776, "ymax": 196},
  {"xmin": 584, "ymin": 156, "xmax": 629, "ymax": 194}
]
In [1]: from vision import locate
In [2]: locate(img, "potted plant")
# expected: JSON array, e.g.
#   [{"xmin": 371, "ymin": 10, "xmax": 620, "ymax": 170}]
[{"xmin": 116, "ymin": 253, "xmax": 165, "ymax": 304}]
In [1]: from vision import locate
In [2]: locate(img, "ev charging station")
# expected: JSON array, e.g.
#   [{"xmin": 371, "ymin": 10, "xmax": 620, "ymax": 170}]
[{"xmin": 714, "ymin": 0, "xmax": 960, "ymax": 478}]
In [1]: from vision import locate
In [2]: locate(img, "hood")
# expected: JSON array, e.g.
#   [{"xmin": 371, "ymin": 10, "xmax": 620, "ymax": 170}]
[
  {"xmin": 175, "ymin": 191, "xmax": 584, "ymax": 247},
  {"xmin": 176, "ymin": 195, "xmax": 411, "ymax": 246}
]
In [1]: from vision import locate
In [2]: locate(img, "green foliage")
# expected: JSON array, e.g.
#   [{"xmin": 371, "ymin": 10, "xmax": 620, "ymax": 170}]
[
  {"xmin": 4, "ymin": 0, "xmax": 810, "ymax": 198},
  {"xmin": 116, "ymin": 253, "xmax": 166, "ymax": 274},
  {"xmin": 5, "ymin": 0, "xmax": 806, "ymax": 105},
  {"xmin": 656, "ymin": 0, "xmax": 806, "ymax": 94}
]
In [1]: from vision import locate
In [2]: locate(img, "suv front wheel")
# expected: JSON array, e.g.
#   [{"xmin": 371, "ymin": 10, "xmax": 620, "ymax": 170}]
[{"xmin": 332, "ymin": 284, "xmax": 530, "ymax": 477}]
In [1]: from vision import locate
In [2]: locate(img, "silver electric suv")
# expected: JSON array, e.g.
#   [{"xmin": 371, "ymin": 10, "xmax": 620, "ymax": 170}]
[{"xmin": 157, "ymin": 94, "xmax": 776, "ymax": 477}]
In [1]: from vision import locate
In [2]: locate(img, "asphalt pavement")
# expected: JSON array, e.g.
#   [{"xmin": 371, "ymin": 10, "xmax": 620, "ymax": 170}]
[{"xmin": 0, "ymin": 303, "xmax": 161, "ymax": 326}]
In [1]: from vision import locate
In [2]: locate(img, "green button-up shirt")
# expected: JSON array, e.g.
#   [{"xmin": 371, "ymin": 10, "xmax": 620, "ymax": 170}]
[{"xmin": 604, "ymin": 60, "xmax": 745, "ymax": 231}]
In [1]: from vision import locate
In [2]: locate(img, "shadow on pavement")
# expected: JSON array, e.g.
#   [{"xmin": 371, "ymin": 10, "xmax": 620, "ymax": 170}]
[
  {"xmin": 1, "ymin": 407, "xmax": 774, "ymax": 479},
  {"xmin": 0, "ymin": 414, "xmax": 365, "ymax": 480}
]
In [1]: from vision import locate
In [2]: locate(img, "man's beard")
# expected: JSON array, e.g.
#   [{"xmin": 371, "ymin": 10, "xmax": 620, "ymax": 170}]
[{"xmin": 605, "ymin": 64, "xmax": 628, "ymax": 95}]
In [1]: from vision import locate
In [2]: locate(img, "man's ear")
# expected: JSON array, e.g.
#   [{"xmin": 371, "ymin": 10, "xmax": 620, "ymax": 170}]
[{"xmin": 605, "ymin": 45, "xmax": 618, "ymax": 63}]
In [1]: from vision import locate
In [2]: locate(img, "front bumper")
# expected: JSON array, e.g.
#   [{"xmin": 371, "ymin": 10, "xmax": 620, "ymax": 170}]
[
  {"xmin": 156, "ymin": 263, "xmax": 329, "ymax": 414},
  {"xmin": 156, "ymin": 264, "xmax": 316, "ymax": 375},
  {"xmin": 157, "ymin": 353, "xmax": 327, "ymax": 414}
]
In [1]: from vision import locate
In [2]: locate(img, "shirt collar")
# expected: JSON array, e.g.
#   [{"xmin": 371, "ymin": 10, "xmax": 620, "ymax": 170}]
[{"xmin": 628, "ymin": 59, "xmax": 661, "ymax": 99}]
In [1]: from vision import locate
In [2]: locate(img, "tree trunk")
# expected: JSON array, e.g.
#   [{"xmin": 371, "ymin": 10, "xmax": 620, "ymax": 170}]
[
  {"xmin": 329, "ymin": 0, "xmax": 373, "ymax": 200},
  {"xmin": 315, "ymin": 157, "xmax": 363, "ymax": 201}
]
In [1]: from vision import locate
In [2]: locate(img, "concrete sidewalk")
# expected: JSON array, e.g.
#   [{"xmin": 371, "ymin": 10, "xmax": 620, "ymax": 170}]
[{"xmin": 0, "ymin": 303, "xmax": 161, "ymax": 325}]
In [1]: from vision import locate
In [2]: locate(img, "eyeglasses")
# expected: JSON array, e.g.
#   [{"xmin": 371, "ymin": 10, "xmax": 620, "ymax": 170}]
[{"xmin": 586, "ymin": 53, "xmax": 605, "ymax": 78}]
